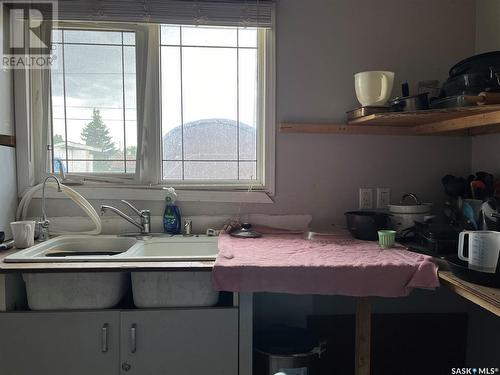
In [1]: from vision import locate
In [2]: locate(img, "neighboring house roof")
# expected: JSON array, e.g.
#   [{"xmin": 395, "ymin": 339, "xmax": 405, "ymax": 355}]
[
  {"xmin": 162, "ymin": 118, "xmax": 256, "ymax": 160},
  {"xmin": 54, "ymin": 141, "xmax": 101, "ymax": 152}
]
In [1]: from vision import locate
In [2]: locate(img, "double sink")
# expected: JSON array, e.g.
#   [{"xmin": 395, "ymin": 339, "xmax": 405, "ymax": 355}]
[{"xmin": 5, "ymin": 235, "xmax": 220, "ymax": 310}]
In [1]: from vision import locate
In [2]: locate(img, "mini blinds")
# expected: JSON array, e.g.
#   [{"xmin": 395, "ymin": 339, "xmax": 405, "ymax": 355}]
[{"xmin": 55, "ymin": 0, "xmax": 275, "ymax": 28}]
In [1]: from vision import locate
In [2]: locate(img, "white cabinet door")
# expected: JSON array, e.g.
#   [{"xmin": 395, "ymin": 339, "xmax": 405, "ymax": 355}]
[
  {"xmin": 120, "ymin": 308, "xmax": 238, "ymax": 375},
  {"xmin": 0, "ymin": 311, "xmax": 120, "ymax": 375}
]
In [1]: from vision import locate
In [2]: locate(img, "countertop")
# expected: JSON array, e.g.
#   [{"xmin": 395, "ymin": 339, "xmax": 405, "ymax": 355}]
[{"xmin": 1, "ymin": 245, "xmax": 498, "ymax": 317}]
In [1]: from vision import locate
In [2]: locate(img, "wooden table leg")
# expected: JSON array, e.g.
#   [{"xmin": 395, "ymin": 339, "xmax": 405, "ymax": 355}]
[{"xmin": 355, "ymin": 297, "xmax": 371, "ymax": 375}]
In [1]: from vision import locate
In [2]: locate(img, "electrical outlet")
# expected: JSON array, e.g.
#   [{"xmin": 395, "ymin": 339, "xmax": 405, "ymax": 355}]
[
  {"xmin": 376, "ymin": 187, "xmax": 391, "ymax": 208},
  {"xmin": 359, "ymin": 188, "xmax": 373, "ymax": 209}
]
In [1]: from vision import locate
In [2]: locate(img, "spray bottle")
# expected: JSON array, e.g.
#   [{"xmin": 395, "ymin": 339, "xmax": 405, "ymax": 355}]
[{"xmin": 163, "ymin": 187, "xmax": 181, "ymax": 234}]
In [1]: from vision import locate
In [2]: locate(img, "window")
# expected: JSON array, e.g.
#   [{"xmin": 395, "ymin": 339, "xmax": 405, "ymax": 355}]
[
  {"xmin": 51, "ymin": 29, "xmax": 137, "ymax": 174},
  {"xmin": 161, "ymin": 25, "xmax": 259, "ymax": 181},
  {"xmin": 45, "ymin": 21, "xmax": 273, "ymax": 192}
]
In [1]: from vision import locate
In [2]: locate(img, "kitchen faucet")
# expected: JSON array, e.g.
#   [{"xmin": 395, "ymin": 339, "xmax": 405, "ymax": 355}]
[
  {"xmin": 100, "ymin": 200, "xmax": 151, "ymax": 235},
  {"xmin": 38, "ymin": 175, "xmax": 63, "ymax": 242}
]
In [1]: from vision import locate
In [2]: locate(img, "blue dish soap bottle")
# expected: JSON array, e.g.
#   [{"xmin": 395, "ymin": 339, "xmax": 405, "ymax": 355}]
[{"xmin": 163, "ymin": 187, "xmax": 181, "ymax": 234}]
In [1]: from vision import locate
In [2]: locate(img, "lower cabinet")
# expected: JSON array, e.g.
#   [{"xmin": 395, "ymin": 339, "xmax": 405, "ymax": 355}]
[
  {"xmin": 120, "ymin": 309, "xmax": 238, "ymax": 375},
  {"xmin": 0, "ymin": 311, "xmax": 120, "ymax": 375},
  {"xmin": 0, "ymin": 308, "xmax": 239, "ymax": 375}
]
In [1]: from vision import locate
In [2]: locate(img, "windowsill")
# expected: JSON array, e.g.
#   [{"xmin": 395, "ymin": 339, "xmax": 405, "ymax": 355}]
[{"xmin": 24, "ymin": 184, "xmax": 275, "ymax": 204}]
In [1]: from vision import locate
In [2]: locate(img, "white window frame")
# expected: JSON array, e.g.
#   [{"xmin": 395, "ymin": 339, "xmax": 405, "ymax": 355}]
[{"xmin": 15, "ymin": 21, "xmax": 276, "ymax": 203}]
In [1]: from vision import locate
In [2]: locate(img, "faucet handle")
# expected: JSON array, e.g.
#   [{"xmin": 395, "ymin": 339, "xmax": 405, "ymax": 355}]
[{"xmin": 121, "ymin": 200, "xmax": 142, "ymax": 216}]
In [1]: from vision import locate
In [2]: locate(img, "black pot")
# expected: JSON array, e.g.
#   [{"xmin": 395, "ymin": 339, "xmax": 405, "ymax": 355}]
[
  {"xmin": 449, "ymin": 51, "xmax": 500, "ymax": 78},
  {"xmin": 441, "ymin": 72, "xmax": 500, "ymax": 97},
  {"xmin": 390, "ymin": 93, "xmax": 429, "ymax": 112},
  {"xmin": 344, "ymin": 211, "xmax": 390, "ymax": 241}
]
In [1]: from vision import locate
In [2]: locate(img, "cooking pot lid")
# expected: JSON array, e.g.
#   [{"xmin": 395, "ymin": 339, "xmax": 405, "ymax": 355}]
[
  {"xmin": 388, "ymin": 203, "xmax": 432, "ymax": 213},
  {"xmin": 230, "ymin": 223, "xmax": 262, "ymax": 238}
]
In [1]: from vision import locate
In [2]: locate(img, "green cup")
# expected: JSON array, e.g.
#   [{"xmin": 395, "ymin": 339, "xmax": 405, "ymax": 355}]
[{"xmin": 378, "ymin": 230, "xmax": 396, "ymax": 249}]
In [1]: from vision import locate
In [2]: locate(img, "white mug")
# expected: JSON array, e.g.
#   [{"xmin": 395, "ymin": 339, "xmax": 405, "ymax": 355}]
[
  {"xmin": 10, "ymin": 221, "xmax": 36, "ymax": 249},
  {"xmin": 458, "ymin": 231, "xmax": 500, "ymax": 273},
  {"xmin": 354, "ymin": 71, "xmax": 395, "ymax": 106}
]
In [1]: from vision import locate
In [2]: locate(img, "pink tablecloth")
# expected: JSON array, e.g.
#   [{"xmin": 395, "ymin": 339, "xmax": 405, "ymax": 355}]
[{"xmin": 212, "ymin": 228, "xmax": 439, "ymax": 297}]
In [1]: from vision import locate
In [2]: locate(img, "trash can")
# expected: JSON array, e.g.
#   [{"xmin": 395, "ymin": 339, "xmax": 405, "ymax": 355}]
[{"xmin": 254, "ymin": 326, "xmax": 326, "ymax": 375}]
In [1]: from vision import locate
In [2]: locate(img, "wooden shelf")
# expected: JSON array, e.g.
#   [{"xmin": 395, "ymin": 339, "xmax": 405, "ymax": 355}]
[
  {"xmin": 280, "ymin": 105, "xmax": 500, "ymax": 136},
  {"xmin": 439, "ymin": 271, "xmax": 500, "ymax": 317}
]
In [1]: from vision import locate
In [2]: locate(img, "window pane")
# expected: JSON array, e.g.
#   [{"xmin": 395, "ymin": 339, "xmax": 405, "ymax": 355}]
[
  {"xmin": 52, "ymin": 28, "xmax": 136, "ymax": 174},
  {"xmin": 238, "ymin": 28, "xmax": 258, "ymax": 48},
  {"xmin": 64, "ymin": 44, "xmax": 123, "ymax": 73},
  {"xmin": 63, "ymin": 30, "xmax": 122, "ymax": 44},
  {"xmin": 163, "ymin": 161, "xmax": 182, "ymax": 180},
  {"xmin": 161, "ymin": 25, "xmax": 180, "ymax": 45},
  {"xmin": 123, "ymin": 32, "xmax": 135, "ymax": 45},
  {"xmin": 239, "ymin": 161, "xmax": 257, "ymax": 180},
  {"xmin": 239, "ymin": 48, "xmax": 258, "ymax": 161},
  {"xmin": 182, "ymin": 26, "xmax": 237, "ymax": 47},
  {"xmin": 126, "ymin": 160, "xmax": 136, "ymax": 174},
  {"xmin": 184, "ymin": 161, "xmax": 238, "ymax": 180},
  {"xmin": 182, "ymin": 47, "xmax": 237, "ymax": 160}
]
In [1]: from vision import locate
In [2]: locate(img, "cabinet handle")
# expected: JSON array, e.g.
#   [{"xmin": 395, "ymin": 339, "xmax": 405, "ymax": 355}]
[
  {"xmin": 101, "ymin": 323, "xmax": 109, "ymax": 353},
  {"xmin": 130, "ymin": 324, "xmax": 137, "ymax": 353}
]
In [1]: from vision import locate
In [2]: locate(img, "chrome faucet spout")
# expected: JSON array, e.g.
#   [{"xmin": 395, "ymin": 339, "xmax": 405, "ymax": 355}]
[
  {"xmin": 100, "ymin": 201, "xmax": 151, "ymax": 235},
  {"xmin": 39, "ymin": 175, "xmax": 63, "ymax": 242}
]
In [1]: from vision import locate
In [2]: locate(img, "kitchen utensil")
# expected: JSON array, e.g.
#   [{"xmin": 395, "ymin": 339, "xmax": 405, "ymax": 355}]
[
  {"xmin": 418, "ymin": 80, "xmax": 441, "ymax": 99},
  {"xmin": 10, "ymin": 221, "xmax": 35, "ymax": 249},
  {"xmin": 458, "ymin": 230, "xmax": 500, "ymax": 273},
  {"xmin": 461, "ymin": 92, "xmax": 500, "ymax": 105},
  {"xmin": 344, "ymin": 211, "xmax": 390, "ymax": 241},
  {"xmin": 442, "ymin": 175, "xmax": 469, "ymax": 198},
  {"xmin": 441, "ymin": 72, "xmax": 500, "ymax": 97},
  {"xmin": 430, "ymin": 95, "xmax": 478, "ymax": 109},
  {"xmin": 462, "ymin": 201, "xmax": 478, "ymax": 230},
  {"xmin": 378, "ymin": 230, "xmax": 396, "ymax": 249},
  {"xmin": 304, "ymin": 231, "xmax": 343, "ymax": 242},
  {"xmin": 481, "ymin": 199, "xmax": 500, "ymax": 231},
  {"xmin": 444, "ymin": 254, "xmax": 500, "ymax": 287},
  {"xmin": 0, "ymin": 239, "xmax": 14, "ymax": 251},
  {"xmin": 388, "ymin": 193, "xmax": 433, "ymax": 234},
  {"xmin": 254, "ymin": 325, "xmax": 326, "ymax": 375},
  {"xmin": 398, "ymin": 219, "xmax": 460, "ymax": 256},
  {"xmin": 346, "ymin": 105, "xmax": 392, "ymax": 121},
  {"xmin": 449, "ymin": 51, "xmax": 500, "ymax": 78},
  {"xmin": 390, "ymin": 83, "xmax": 429, "ymax": 111},
  {"xmin": 230, "ymin": 223, "xmax": 262, "ymax": 238},
  {"xmin": 354, "ymin": 71, "xmax": 395, "ymax": 106},
  {"xmin": 470, "ymin": 180, "xmax": 486, "ymax": 200},
  {"xmin": 464, "ymin": 199, "xmax": 482, "ymax": 221}
]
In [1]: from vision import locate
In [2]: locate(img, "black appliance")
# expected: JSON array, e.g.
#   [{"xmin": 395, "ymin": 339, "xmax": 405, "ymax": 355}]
[{"xmin": 398, "ymin": 220, "xmax": 461, "ymax": 256}]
